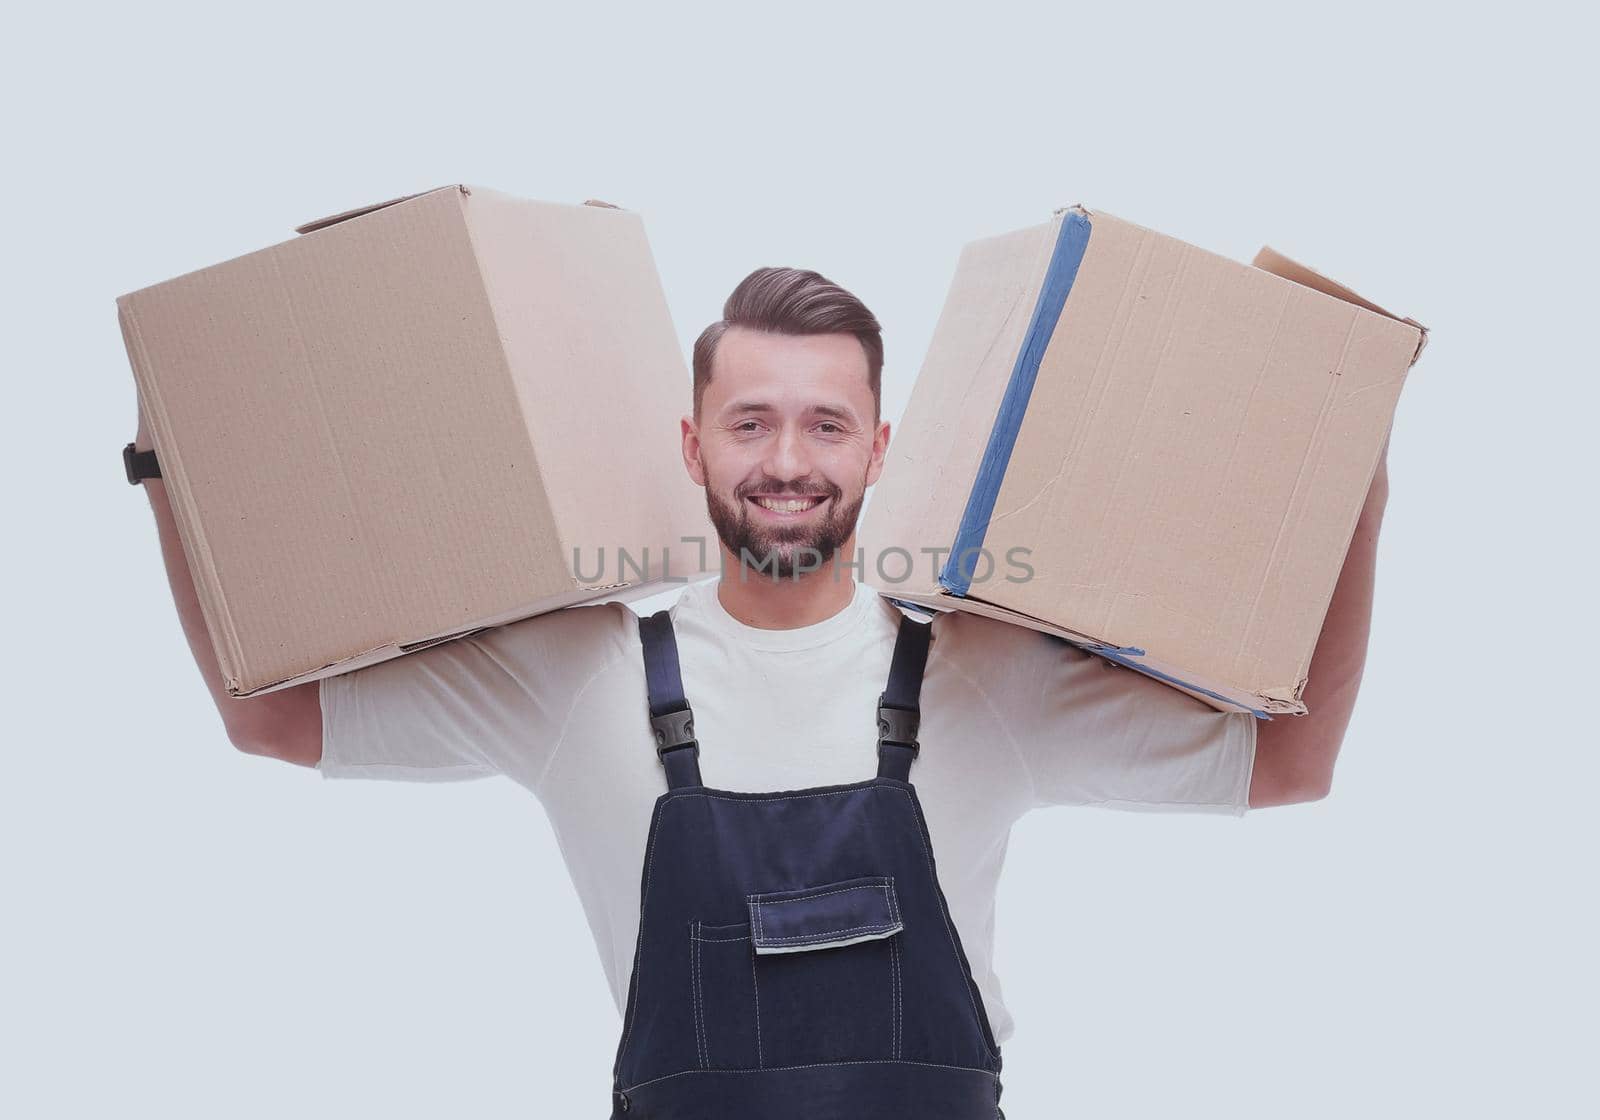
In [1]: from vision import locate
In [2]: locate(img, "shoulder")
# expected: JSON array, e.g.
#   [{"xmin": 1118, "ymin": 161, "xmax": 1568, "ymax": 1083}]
[
  {"xmin": 925, "ymin": 604, "xmax": 1090, "ymax": 678},
  {"xmin": 491, "ymin": 597, "xmax": 637, "ymax": 647},
  {"xmin": 470, "ymin": 599, "xmax": 641, "ymax": 694}
]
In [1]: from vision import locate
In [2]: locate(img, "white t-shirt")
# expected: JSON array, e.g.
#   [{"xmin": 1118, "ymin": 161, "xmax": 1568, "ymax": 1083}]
[{"xmin": 317, "ymin": 577, "xmax": 1256, "ymax": 1044}]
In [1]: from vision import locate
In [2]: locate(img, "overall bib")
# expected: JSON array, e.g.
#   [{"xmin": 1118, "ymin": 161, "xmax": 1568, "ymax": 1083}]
[{"xmin": 608, "ymin": 607, "xmax": 1006, "ymax": 1119}]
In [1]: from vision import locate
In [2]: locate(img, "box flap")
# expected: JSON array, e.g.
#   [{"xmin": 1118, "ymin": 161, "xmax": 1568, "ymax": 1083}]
[
  {"xmin": 1252, "ymin": 246, "xmax": 1429, "ymax": 365},
  {"xmin": 294, "ymin": 184, "xmax": 468, "ymax": 235}
]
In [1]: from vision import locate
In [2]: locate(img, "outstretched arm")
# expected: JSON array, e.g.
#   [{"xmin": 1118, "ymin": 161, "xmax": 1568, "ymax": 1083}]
[{"xmin": 1249, "ymin": 440, "xmax": 1391, "ymax": 808}]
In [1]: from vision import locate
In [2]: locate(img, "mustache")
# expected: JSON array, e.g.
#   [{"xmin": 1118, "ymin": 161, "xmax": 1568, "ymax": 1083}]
[{"xmin": 736, "ymin": 483, "xmax": 838, "ymax": 499}]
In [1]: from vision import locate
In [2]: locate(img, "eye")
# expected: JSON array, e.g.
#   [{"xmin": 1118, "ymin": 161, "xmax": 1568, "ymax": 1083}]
[
  {"xmin": 816, "ymin": 422, "xmax": 843, "ymax": 434},
  {"xmin": 735, "ymin": 420, "xmax": 762, "ymax": 432}
]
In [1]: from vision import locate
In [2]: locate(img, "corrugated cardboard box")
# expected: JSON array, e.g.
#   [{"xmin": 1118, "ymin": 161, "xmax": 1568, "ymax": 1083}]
[
  {"xmin": 861, "ymin": 205, "xmax": 1427, "ymax": 717},
  {"xmin": 120, "ymin": 185, "xmax": 711, "ymax": 697}
]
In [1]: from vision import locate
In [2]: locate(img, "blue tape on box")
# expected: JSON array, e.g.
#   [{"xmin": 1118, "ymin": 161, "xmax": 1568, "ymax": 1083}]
[{"xmin": 940, "ymin": 210, "xmax": 1093, "ymax": 596}]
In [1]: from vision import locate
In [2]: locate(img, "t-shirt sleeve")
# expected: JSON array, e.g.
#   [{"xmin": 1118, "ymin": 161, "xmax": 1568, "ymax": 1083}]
[
  {"xmin": 316, "ymin": 601, "xmax": 632, "ymax": 784},
  {"xmin": 966, "ymin": 620, "xmax": 1257, "ymax": 815}
]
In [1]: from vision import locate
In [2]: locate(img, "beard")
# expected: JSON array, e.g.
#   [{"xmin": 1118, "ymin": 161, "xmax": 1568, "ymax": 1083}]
[{"xmin": 705, "ymin": 476, "xmax": 865, "ymax": 582}]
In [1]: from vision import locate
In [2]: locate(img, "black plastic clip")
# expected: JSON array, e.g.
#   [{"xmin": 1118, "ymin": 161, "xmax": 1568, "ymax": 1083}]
[
  {"xmin": 651, "ymin": 708, "xmax": 698, "ymax": 762},
  {"xmin": 123, "ymin": 441, "xmax": 161, "ymax": 485},
  {"xmin": 876, "ymin": 692, "xmax": 920, "ymax": 755}
]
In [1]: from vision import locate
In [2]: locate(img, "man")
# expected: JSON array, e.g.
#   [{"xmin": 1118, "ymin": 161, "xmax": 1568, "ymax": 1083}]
[{"xmin": 133, "ymin": 262, "xmax": 1388, "ymax": 1099}]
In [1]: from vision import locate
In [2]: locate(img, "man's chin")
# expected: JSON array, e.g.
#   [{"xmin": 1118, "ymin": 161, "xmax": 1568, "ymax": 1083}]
[
  {"xmin": 723, "ymin": 537, "xmax": 838, "ymax": 579},
  {"xmin": 705, "ymin": 489, "xmax": 861, "ymax": 580},
  {"xmin": 745, "ymin": 543, "xmax": 825, "ymax": 569}
]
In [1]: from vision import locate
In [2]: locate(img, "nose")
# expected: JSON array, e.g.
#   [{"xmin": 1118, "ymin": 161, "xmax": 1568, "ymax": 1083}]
[{"xmin": 762, "ymin": 424, "xmax": 811, "ymax": 486}]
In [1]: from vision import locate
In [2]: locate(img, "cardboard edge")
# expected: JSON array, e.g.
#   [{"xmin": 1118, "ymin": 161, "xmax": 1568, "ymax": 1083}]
[
  {"xmin": 453, "ymin": 186, "xmax": 616, "ymax": 600},
  {"xmin": 293, "ymin": 184, "xmax": 469, "ymax": 235},
  {"xmin": 1252, "ymin": 245, "xmax": 1429, "ymax": 367},
  {"xmin": 225, "ymin": 579, "xmax": 664, "ymax": 697},
  {"xmin": 118, "ymin": 299, "xmax": 249, "ymax": 693},
  {"xmin": 878, "ymin": 586, "xmax": 1301, "ymax": 719}
]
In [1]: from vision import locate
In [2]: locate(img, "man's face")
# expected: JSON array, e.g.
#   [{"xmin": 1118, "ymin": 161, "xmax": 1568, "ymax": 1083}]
[{"xmin": 683, "ymin": 326, "xmax": 889, "ymax": 582}]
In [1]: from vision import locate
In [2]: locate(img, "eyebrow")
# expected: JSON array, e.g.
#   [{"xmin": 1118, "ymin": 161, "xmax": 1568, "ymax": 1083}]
[{"xmin": 722, "ymin": 400, "xmax": 859, "ymax": 423}]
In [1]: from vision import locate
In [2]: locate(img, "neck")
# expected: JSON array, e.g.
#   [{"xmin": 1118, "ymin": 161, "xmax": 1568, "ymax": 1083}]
[{"xmin": 715, "ymin": 543, "xmax": 859, "ymax": 630}]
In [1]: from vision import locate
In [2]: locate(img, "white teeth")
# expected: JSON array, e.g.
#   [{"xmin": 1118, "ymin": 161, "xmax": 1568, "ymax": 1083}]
[{"xmin": 753, "ymin": 496, "xmax": 821, "ymax": 513}]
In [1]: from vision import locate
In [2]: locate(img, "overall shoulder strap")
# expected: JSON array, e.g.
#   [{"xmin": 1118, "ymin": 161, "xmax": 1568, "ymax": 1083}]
[
  {"xmin": 876, "ymin": 613, "xmax": 933, "ymax": 781},
  {"xmin": 639, "ymin": 610, "xmax": 703, "ymax": 789}
]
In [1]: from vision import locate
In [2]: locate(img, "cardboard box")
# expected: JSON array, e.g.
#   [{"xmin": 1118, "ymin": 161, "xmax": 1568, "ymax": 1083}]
[
  {"xmin": 861, "ymin": 205, "xmax": 1427, "ymax": 717},
  {"xmin": 120, "ymin": 185, "xmax": 711, "ymax": 696}
]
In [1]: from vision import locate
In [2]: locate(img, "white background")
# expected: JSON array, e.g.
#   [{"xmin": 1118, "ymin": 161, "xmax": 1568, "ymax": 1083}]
[{"xmin": 5, "ymin": 2, "xmax": 1595, "ymax": 1116}]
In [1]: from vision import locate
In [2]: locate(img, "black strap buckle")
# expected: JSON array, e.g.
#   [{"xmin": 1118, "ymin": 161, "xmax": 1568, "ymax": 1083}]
[
  {"xmin": 123, "ymin": 441, "xmax": 161, "ymax": 485},
  {"xmin": 876, "ymin": 692, "xmax": 920, "ymax": 754},
  {"xmin": 650, "ymin": 708, "xmax": 698, "ymax": 762}
]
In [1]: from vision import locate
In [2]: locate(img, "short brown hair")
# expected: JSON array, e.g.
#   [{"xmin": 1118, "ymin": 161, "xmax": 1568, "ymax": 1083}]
[{"xmin": 691, "ymin": 267, "xmax": 884, "ymax": 420}]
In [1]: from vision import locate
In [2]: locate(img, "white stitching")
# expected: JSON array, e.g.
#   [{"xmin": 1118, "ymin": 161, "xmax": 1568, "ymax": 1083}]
[
  {"xmin": 896, "ymin": 934, "xmax": 904, "ymax": 1059},
  {"xmin": 749, "ymin": 882, "xmax": 890, "ymax": 907},
  {"xmin": 672, "ymin": 786, "xmax": 890, "ymax": 806},
  {"xmin": 690, "ymin": 921, "xmax": 706, "ymax": 1068},
  {"xmin": 620, "ymin": 783, "xmax": 998, "ymax": 1075},
  {"xmin": 889, "ymin": 932, "xmax": 901, "ymax": 1059},
  {"xmin": 748, "ymin": 880, "xmax": 901, "ymax": 947},
  {"xmin": 751, "ymin": 946, "xmax": 763, "ymax": 1067},
  {"xmin": 626, "ymin": 786, "xmax": 883, "ymax": 1065},
  {"xmin": 889, "ymin": 934, "xmax": 902, "ymax": 1056},
  {"xmin": 887, "ymin": 876, "xmax": 902, "ymax": 1059},
  {"xmin": 891, "ymin": 787, "xmax": 1000, "ymax": 1064},
  {"xmin": 620, "ymin": 1057, "xmax": 1001, "ymax": 1095},
  {"xmin": 615, "ymin": 794, "xmax": 670, "ymax": 1071},
  {"xmin": 754, "ymin": 923, "xmax": 900, "ymax": 944}
]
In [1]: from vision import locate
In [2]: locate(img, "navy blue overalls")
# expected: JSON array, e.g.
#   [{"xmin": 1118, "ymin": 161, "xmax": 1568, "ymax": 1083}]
[{"xmin": 608, "ymin": 607, "xmax": 1006, "ymax": 1118}]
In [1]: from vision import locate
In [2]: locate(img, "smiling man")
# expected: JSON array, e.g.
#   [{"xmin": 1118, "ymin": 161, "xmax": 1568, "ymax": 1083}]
[
  {"xmin": 133, "ymin": 264, "xmax": 1389, "ymax": 1118},
  {"xmin": 689, "ymin": 269, "xmax": 887, "ymax": 619}
]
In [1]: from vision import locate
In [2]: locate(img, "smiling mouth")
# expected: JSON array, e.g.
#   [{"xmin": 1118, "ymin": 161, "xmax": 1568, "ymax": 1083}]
[{"xmin": 748, "ymin": 495, "xmax": 827, "ymax": 515}]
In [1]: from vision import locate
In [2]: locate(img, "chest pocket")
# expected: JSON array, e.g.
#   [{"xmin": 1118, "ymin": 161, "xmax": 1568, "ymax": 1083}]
[{"xmin": 691, "ymin": 875, "xmax": 904, "ymax": 1069}]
